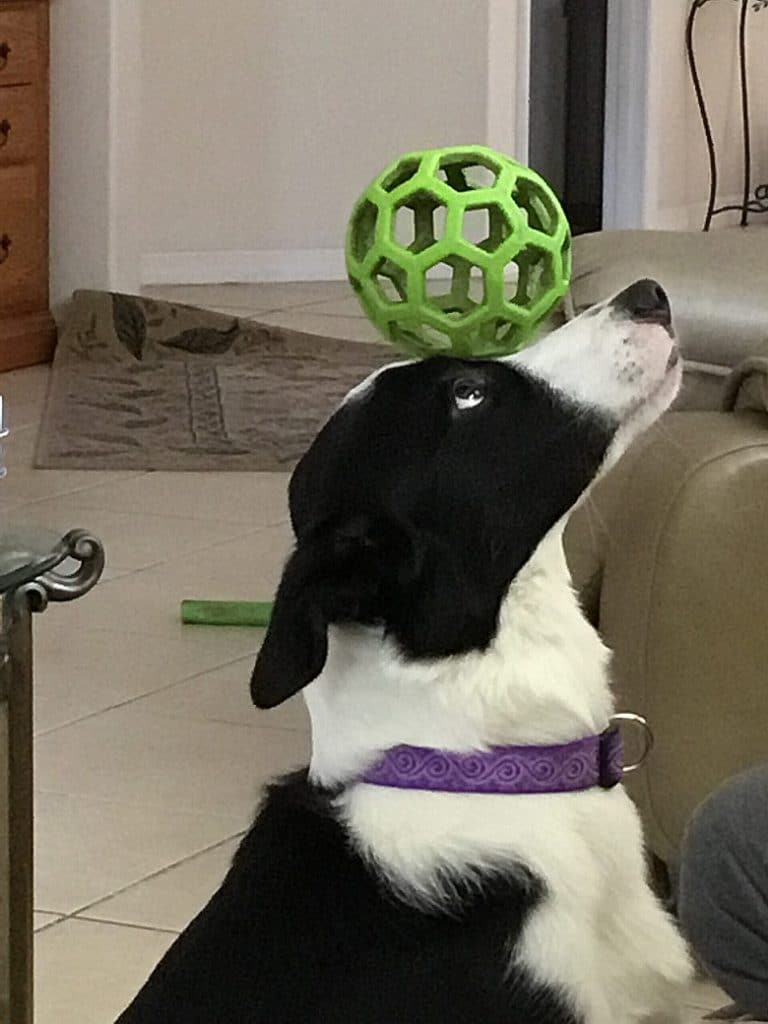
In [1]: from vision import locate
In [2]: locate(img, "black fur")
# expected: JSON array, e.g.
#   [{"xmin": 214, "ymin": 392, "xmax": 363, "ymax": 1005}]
[
  {"xmin": 116, "ymin": 772, "xmax": 579, "ymax": 1024},
  {"xmin": 253, "ymin": 357, "xmax": 616, "ymax": 708}
]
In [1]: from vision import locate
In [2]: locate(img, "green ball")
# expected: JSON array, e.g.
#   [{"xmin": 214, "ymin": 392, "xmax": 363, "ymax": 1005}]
[{"xmin": 345, "ymin": 145, "xmax": 572, "ymax": 359}]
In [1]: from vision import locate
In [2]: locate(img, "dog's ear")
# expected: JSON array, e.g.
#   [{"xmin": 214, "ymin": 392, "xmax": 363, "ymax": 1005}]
[{"xmin": 250, "ymin": 516, "xmax": 416, "ymax": 709}]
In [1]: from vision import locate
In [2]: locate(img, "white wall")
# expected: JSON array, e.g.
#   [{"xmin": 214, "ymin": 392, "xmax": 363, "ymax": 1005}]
[
  {"xmin": 49, "ymin": 2, "xmax": 768, "ymax": 301},
  {"xmin": 140, "ymin": 0, "xmax": 506, "ymax": 283},
  {"xmin": 49, "ymin": 0, "xmax": 142, "ymax": 306},
  {"xmin": 645, "ymin": 0, "xmax": 768, "ymax": 230},
  {"xmin": 49, "ymin": 1, "xmax": 528, "ymax": 293},
  {"xmin": 49, "ymin": 0, "xmax": 112, "ymax": 305}
]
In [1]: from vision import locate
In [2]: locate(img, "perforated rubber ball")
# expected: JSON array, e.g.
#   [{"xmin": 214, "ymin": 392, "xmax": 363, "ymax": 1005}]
[{"xmin": 345, "ymin": 145, "xmax": 571, "ymax": 359}]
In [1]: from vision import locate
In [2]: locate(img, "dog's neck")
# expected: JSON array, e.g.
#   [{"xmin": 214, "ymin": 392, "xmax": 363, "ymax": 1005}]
[{"xmin": 304, "ymin": 525, "xmax": 614, "ymax": 790}]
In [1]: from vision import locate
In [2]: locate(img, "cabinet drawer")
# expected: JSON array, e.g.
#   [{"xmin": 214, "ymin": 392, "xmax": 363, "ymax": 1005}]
[
  {"xmin": 0, "ymin": 200, "xmax": 46, "ymax": 315},
  {"xmin": 0, "ymin": 84, "xmax": 37, "ymax": 164},
  {"xmin": 0, "ymin": 160, "xmax": 38, "ymax": 201},
  {"xmin": 0, "ymin": 5, "xmax": 40, "ymax": 86}
]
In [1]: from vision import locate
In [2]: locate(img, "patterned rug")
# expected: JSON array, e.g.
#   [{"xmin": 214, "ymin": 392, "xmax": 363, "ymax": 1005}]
[{"xmin": 36, "ymin": 291, "xmax": 391, "ymax": 471}]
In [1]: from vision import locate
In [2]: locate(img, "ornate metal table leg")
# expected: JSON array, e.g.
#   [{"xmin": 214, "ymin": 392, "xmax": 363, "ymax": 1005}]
[
  {"xmin": 0, "ymin": 592, "xmax": 34, "ymax": 1024},
  {"xmin": 0, "ymin": 531, "xmax": 104, "ymax": 1024}
]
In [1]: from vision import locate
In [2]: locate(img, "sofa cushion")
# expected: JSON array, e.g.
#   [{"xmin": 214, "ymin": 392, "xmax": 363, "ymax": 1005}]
[
  {"xmin": 570, "ymin": 230, "xmax": 768, "ymax": 374},
  {"xmin": 724, "ymin": 355, "xmax": 768, "ymax": 414}
]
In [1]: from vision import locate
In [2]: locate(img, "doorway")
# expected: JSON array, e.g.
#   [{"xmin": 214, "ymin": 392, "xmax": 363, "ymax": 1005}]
[{"xmin": 528, "ymin": 0, "xmax": 609, "ymax": 236}]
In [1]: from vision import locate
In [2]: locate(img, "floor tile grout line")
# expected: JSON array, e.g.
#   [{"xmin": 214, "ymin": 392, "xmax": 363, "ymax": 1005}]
[
  {"xmin": 33, "ymin": 788, "xmax": 250, "ymax": 823},
  {"xmin": 39, "ymin": 617, "xmax": 258, "ymax": 644},
  {"xmin": 5, "ymin": 514, "xmax": 289, "ymax": 594},
  {"xmin": 94, "ymin": 709, "xmax": 306, "ymax": 734},
  {"xmin": 267, "ymin": 302, "xmax": 365, "ymax": 317},
  {"xmin": 35, "ymin": 702, "xmax": 307, "ymax": 739},
  {"xmin": 33, "ymin": 916, "xmax": 64, "ymax": 935},
  {"xmin": 32, "ymin": 787, "xmax": 288, "ymax": 817},
  {"xmin": 0, "ymin": 472, "xmax": 153, "ymax": 509},
  {"xmin": 27, "ymin": 513, "xmax": 289, "ymax": 611},
  {"xmin": 95, "ymin": 515, "xmax": 290, "ymax": 577},
  {"xmin": 35, "ymin": 700, "xmax": 287, "ymax": 735},
  {"xmin": 73, "ymin": 916, "xmax": 182, "ymax": 937},
  {"xmin": 64, "ymin": 832, "xmax": 247, "ymax": 920},
  {"xmin": 1, "ymin": 495, "xmax": 288, "ymax": 533},
  {"xmin": 253, "ymin": 298, "xmax": 365, "ymax": 317},
  {"xmin": 32, "ymin": 651, "xmax": 268, "ymax": 738},
  {"xmin": 33, "ymin": 622, "xmax": 256, "ymax": 644}
]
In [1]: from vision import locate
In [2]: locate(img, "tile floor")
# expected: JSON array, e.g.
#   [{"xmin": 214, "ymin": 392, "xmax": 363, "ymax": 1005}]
[{"xmin": 1, "ymin": 282, "xmax": 731, "ymax": 1021}]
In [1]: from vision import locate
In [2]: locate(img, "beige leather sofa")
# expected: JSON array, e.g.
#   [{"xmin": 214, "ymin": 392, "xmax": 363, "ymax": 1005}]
[{"xmin": 564, "ymin": 230, "xmax": 768, "ymax": 867}]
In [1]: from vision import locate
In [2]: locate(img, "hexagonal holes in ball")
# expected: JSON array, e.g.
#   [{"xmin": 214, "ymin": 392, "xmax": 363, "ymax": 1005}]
[
  {"xmin": 381, "ymin": 157, "xmax": 421, "ymax": 193},
  {"xmin": 496, "ymin": 320, "xmax": 526, "ymax": 348},
  {"xmin": 420, "ymin": 323, "xmax": 454, "ymax": 351},
  {"xmin": 390, "ymin": 323, "xmax": 452, "ymax": 355},
  {"xmin": 462, "ymin": 204, "xmax": 513, "ymax": 254},
  {"xmin": 425, "ymin": 257, "xmax": 484, "ymax": 319},
  {"xmin": 373, "ymin": 257, "xmax": 407, "ymax": 305},
  {"xmin": 512, "ymin": 178, "xmax": 561, "ymax": 236},
  {"xmin": 349, "ymin": 200, "xmax": 378, "ymax": 263},
  {"xmin": 394, "ymin": 192, "xmax": 447, "ymax": 254},
  {"xmin": 437, "ymin": 155, "xmax": 498, "ymax": 192},
  {"xmin": 504, "ymin": 245, "xmax": 556, "ymax": 306}
]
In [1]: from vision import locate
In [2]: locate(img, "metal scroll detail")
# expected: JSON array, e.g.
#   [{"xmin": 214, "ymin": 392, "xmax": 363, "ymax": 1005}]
[
  {"xmin": 11, "ymin": 530, "xmax": 105, "ymax": 615},
  {"xmin": 686, "ymin": 0, "xmax": 768, "ymax": 230}
]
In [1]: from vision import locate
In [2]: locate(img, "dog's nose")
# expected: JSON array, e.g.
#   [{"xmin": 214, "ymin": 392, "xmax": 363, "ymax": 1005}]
[{"xmin": 611, "ymin": 279, "xmax": 671, "ymax": 328}]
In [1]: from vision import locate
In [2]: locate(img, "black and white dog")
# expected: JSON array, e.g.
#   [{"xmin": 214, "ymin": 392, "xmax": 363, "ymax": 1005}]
[{"xmin": 118, "ymin": 279, "xmax": 693, "ymax": 1024}]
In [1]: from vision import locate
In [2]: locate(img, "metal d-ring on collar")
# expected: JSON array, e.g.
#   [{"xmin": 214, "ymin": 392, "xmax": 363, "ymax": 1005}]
[{"xmin": 611, "ymin": 712, "xmax": 655, "ymax": 775}]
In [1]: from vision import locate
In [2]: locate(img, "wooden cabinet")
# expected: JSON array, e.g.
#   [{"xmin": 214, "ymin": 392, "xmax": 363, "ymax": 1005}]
[{"xmin": 0, "ymin": 0, "xmax": 55, "ymax": 372}]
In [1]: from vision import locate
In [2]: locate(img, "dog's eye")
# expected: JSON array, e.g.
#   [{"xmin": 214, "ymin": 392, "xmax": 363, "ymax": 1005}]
[{"xmin": 453, "ymin": 379, "xmax": 486, "ymax": 411}]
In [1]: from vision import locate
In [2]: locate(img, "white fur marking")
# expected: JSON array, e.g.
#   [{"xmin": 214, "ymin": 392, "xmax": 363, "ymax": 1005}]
[{"xmin": 305, "ymin": 524, "xmax": 692, "ymax": 1023}]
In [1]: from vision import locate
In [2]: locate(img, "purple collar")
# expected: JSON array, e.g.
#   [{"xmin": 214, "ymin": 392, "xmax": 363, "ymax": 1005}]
[{"xmin": 360, "ymin": 727, "xmax": 624, "ymax": 795}]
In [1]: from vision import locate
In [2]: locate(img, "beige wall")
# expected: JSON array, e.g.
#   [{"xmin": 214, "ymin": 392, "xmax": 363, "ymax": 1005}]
[
  {"xmin": 647, "ymin": 0, "xmax": 768, "ymax": 230},
  {"xmin": 140, "ymin": 0, "xmax": 492, "ymax": 270},
  {"xmin": 49, "ymin": 0, "xmax": 112, "ymax": 305},
  {"xmin": 49, "ymin": 3, "xmax": 768, "ymax": 302},
  {"xmin": 50, "ymin": 0, "xmax": 143, "ymax": 305}
]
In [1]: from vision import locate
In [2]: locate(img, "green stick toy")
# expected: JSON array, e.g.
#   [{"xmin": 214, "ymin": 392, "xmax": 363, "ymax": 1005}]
[{"xmin": 181, "ymin": 600, "xmax": 272, "ymax": 628}]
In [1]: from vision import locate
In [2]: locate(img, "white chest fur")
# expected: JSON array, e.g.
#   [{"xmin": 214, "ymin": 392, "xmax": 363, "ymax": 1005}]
[
  {"xmin": 305, "ymin": 527, "xmax": 693, "ymax": 1022},
  {"xmin": 339, "ymin": 782, "xmax": 692, "ymax": 1024}
]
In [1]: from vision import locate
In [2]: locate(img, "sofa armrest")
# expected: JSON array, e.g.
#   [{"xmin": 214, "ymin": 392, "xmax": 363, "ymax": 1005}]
[
  {"xmin": 565, "ymin": 426, "xmax": 660, "ymax": 625},
  {"xmin": 587, "ymin": 410, "xmax": 768, "ymax": 863}
]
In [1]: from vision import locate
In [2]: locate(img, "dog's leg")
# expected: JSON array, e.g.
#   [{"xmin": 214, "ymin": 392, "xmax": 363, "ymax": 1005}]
[
  {"xmin": 598, "ymin": 883, "xmax": 694, "ymax": 1023},
  {"xmin": 581, "ymin": 794, "xmax": 694, "ymax": 1023}
]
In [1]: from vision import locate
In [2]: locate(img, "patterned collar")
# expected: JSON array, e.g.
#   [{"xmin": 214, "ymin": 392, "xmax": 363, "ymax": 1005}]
[{"xmin": 359, "ymin": 727, "xmax": 625, "ymax": 795}]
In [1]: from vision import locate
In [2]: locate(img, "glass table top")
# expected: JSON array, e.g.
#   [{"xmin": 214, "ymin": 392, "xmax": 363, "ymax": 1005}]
[
  {"xmin": 0, "ymin": 527, "xmax": 71, "ymax": 595},
  {"xmin": 0, "ymin": 526, "xmax": 105, "ymax": 601}
]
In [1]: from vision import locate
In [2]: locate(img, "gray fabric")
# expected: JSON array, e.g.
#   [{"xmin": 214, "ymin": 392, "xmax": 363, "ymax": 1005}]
[{"xmin": 679, "ymin": 767, "xmax": 768, "ymax": 1020}]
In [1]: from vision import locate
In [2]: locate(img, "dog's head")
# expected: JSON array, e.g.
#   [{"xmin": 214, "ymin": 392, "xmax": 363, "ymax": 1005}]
[{"xmin": 252, "ymin": 278, "xmax": 680, "ymax": 710}]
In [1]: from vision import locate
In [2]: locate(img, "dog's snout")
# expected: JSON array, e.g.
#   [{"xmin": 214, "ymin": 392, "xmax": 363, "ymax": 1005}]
[{"xmin": 612, "ymin": 279, "xmax": 671, "ymax": 329}]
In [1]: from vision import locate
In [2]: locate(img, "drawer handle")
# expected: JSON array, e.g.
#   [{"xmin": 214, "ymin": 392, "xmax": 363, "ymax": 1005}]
[
  {"xmin": 0, "ymin": 42, "xmax": 11, "ymax": 72},
  {"xmin": 0, "ymin": 119, "xmax": 10, "ymax": 147},
  {"xmin": 0, "ymin": 234, "xmax": 11, "ymax": 265}
]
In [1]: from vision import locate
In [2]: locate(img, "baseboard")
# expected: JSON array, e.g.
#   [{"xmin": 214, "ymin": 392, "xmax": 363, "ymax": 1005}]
[{"xmin": 141, "ymin": 248, "xmax": 348, "ymax": 285}]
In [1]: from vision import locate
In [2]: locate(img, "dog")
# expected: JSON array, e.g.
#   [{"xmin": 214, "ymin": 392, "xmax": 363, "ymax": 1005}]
[{"xmin": 117, "ymin": 278, "xmax": 693, "ymax": 1024}]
